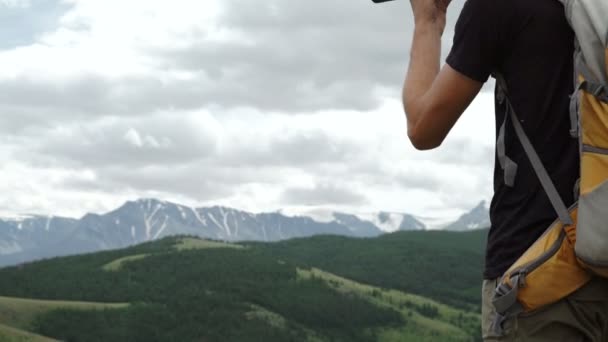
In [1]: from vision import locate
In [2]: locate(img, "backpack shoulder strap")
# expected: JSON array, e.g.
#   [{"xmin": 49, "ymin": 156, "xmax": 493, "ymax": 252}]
[
  {"xmin": 495, "ymin": 75, "xmax": 518, "ymax": 188},
  {"xmin": 494, "ymin": 74, "xmax": 574, "ymax": 226}
]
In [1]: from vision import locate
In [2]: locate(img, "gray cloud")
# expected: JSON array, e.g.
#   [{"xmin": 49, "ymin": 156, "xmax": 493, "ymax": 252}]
[
  {"xmin": 396, "ymin": 169, "xmax": 442, "ymax": 192},
  {"xmin": 61, "ymin": 164, "xmax": 237, "ymax": 201},
  {"xmin": 221, "ymin": 130, "xmax": 360, "ymax": 168},
  {"xmin": 431, "ymin": 138, "xmax": 495, "ymax": 166},
  {"xmin": 10, "ymin": 114, "xmax": 219, "ymax": 169},
  {"xmin": 9, "ymin": 117, "xmax": 369, "ymax": 202},
  {"xmin": 0, "ymin": 75, "xmax": 113, "ymax": 116},
  {"xmin": 280, "ymin": 183, "xmax": 368, "ymax": 206},
  {"xmin": 13, "ymin": 114, "xmax": 363, "ymax": 171},
  {"xmin": 0, "ymin": 74, "xmax": 222, "ymax": 132},
  {"xmin": 144, "ymin": 0, "xmax": 466, "ymax": 113}
]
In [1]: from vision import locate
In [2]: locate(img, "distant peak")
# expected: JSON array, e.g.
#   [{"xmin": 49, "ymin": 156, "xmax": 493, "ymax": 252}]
[
  {"xmin": 442, "ymin": 200, "xmax": 490, "ymax": 231},
  {"xmin": 471, "ymin": 200, "xmax": 489, "ymax": 213}
]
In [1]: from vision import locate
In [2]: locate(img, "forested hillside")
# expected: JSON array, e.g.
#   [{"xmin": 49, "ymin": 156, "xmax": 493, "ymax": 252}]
[
  {"xmin": 0, "ymin": 230, "xmax": 486, "ymax": 342},
  {"xmin": 253, "ymin": 229, "xmax": 486, "ymax": 310}
]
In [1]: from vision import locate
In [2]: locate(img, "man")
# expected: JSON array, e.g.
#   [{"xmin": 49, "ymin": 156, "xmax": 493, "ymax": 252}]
[{"xmin": 402, "ymin": 0, "xmax": 608, "ymax": 340}]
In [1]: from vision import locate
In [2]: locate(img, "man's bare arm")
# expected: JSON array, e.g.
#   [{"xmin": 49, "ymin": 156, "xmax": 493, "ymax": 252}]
[{"xmin": 403, "ymin": 0, "xmax": 483, "ymax": 150}]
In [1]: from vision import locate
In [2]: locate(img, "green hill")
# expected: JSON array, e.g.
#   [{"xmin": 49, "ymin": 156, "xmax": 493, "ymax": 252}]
[{"xmin": 0, "ymin": 231, "xmax": 486, "ymax": 342}]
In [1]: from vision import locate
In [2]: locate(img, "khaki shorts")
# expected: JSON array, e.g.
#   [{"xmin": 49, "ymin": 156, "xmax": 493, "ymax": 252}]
[{"xmin": 481, "ymin": 277, "xmax": 608, "ymax": 342}]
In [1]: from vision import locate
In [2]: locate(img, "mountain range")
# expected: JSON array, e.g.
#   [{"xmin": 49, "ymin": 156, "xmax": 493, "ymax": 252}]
[{"xmin": 0, "ymin": 198, "xmax": 489, "ymax": 267}]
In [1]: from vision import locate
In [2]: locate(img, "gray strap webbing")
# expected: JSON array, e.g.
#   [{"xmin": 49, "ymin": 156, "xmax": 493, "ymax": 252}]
[
  {"xmin": 490, "ymin": 275, "xmax": 525, "ymax": 336},
  {"xmin": 574, "ymin": 178, "xmax": 581, "ymax": 202},
  {"xmin": 570, "ymin": 46, "xmax": 580, "ymax": 138},
  {"xmin": 492, "ymin": 275, "xmax": 521, "ymax": 314},
  {"xmin": 583, "ymin": 144, "xmax": 608, "ymax": 155},
  {"xmin": 497, "ymin": 115, "xmax": 518, "ymax": 187},
  {"xmin": 495, "ymin": 74, "xmax": 518, "ymax": 187},
  {"xmin": 508, "ymin": 107, "xmax": 574, "ymax": 226},
  {"xmin": 576, "ymin": 54, "xmax": 608, "ymax": 103},
  {"xmin": 490, "ymin": 302, "xmax": 524, "ymax": 337},
  {"xmin": 576, "ymin": 52, "xmax": 597, "ymax": 83},
  {"xmin": 581, "ymin": 81, "xmax": 608, "ymax": 103},
  {"xmin": 569, "ymin": 83, "xmax": 582, "ymax": 138}
]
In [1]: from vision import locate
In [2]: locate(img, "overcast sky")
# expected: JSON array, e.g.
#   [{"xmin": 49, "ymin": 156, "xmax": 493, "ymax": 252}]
[{"xmin": 0, "ymin": 0, "xmax": 496, "ymax": 220}]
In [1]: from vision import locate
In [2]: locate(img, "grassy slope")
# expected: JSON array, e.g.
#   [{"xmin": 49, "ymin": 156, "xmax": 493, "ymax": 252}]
[
  {"xmin": 174, "ymin": 237, "xmax": 244, "ymax": 251},
  {"xmin": 0, "ymin": 296, "xmax": 128, "ymax": 342},
  {"xmin": 101, "ymin": 237, "xmax": 243, "ymax": 271},
  {"xmin": 102, "ymin": 254, "xmax": 149, "ymax": 271},
  {"xmin": 0, "ymin": 323, "xmax": 57, "ymax": 342},
  {"xmin": 0, "ymin": 296, "xmax": 127, "ymax": 331},
  {"xmin": 299, "ymin": 268, "xmax": 479, "ymax": 342}
]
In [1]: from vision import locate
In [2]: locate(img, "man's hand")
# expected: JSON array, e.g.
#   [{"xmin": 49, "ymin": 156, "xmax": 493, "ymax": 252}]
[{"xmin": 409, "ymin": 0, "xmax": 452, "ymax": 33}]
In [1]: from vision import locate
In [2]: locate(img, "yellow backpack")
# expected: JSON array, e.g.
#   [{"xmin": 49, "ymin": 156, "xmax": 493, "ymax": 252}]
[{"xmin": 490, "ymin": 0, "xmax": 608, "ymax": 334}]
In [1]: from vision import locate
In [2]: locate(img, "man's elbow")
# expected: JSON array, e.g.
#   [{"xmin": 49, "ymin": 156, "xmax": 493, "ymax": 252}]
[
  {"xmin": 407, "ymin": 125, "xmax": 442, "ymax": 151},
  {"xmin": 403, "ymin": 101, "xmax": 441, "ymax": 150}
]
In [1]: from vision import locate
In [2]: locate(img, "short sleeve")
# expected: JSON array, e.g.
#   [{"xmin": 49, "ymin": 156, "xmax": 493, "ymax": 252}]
[{"xmin": 446, "ymin": 0, "xmax": 505, "ymax": 83}]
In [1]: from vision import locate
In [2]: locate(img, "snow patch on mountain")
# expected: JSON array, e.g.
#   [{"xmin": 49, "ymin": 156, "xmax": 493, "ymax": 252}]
[
  {"xmin": 192, "ymin": 208, "xmax": 207, "ymax": 226},
  {"xmin": 45, "ymin": 217, "xmax": 53, "ymax": 231},
  {"xmin": 354, "ymin": 212, "xmax": 405, "ymax": 232},
  {"xmin": 177, "ymin": 205, "xmax": 187, "ymax": 220},
  {"xmin": 278, "ymin": 208, "xmax": 424, "ymax": 233},
  {"xmin": 414, "ymin": 215, "xmax": 457, "ymax": 230},
  {"xmin": 153, "ymin": 215, "xmax": 169, "ymax": 239},
  {"xmin": 278, "ymin": 207, "xmax": 335, "ymax": 223}
]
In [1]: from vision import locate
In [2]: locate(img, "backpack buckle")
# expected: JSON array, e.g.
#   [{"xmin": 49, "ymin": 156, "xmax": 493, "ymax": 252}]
[
  {"xmin": 590, "ymin": 84, "xmax": 605, "ymax": 98},
  {"xmin": 582, "ymin": 81, "xmax": 608, "ymax": 102}
]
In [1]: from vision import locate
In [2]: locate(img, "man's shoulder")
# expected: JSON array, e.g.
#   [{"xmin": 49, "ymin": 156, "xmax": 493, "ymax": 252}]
[{"xmin": 460, "ymin": 0, "xmax": 563, "ymax": 20}]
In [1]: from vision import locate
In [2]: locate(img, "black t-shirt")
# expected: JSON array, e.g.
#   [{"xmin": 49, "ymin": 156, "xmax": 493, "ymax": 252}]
[{"xmin": 446, "ymin": 0, "xmax": 579, "ymax": 279}]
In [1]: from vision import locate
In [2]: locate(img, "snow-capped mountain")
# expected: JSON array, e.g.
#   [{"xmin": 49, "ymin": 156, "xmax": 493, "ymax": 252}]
[
  {"xmin": 0, "ymin": 199, "xmax": 375, "ymax": 267},
  {"xmin": 73, "ymin": 199, "xmax": 358, "ymax": 247},
  {"xmin": 0, "ymin": 199, "xmax": 488, "ymax": 267},
  {"xmin": 443, "ymin": 201, "xmax": 491, "ymax": 231}
]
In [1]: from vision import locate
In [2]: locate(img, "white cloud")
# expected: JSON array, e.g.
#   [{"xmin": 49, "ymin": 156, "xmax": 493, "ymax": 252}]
[{"xmin": 124, "ymin": 129, "xmax": 143, "ymax": 148}]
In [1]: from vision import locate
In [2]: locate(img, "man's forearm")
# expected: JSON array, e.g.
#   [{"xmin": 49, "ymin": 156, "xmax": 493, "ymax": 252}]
[
  {"xmin": 399, "ymin": 0, "xmax": 480, "ymax": 150},
  {"xmin": 402, "ymin": 21, "xmax": 444, "ymax": 142}
]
